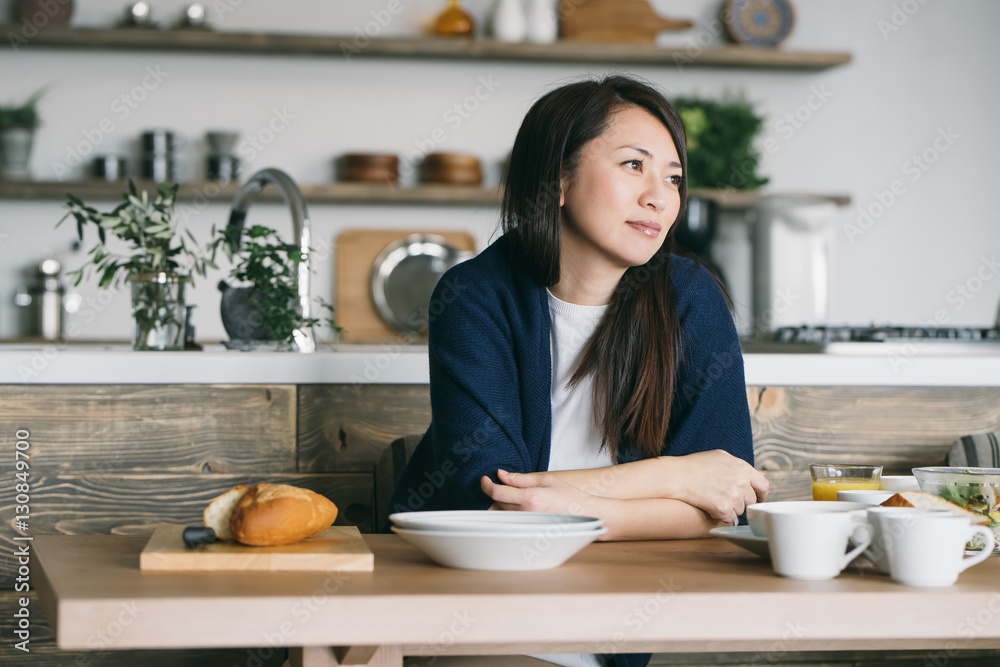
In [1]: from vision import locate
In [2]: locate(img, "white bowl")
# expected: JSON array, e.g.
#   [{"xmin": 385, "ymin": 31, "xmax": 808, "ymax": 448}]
[
  {"xmin": 389, "ymin": 510, "xmax": 604, "ymax": 533},
  {"xmin": 836, "ymin": 489, "xmax": 895, "ymax": 505},
  {"xmin": 746, "ymin": 501, "xmax": 870, "ymax": 538},
  {"xmin": 391, "ymin": 525, "xmax": 606, "ymax": 570},
  {"xmin": 880, "ymin": 475, "xmax": 920, "ymax": 492}
]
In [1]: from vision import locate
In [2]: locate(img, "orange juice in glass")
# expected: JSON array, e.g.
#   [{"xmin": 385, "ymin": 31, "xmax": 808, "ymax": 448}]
[{"xmin": 809, "ymin": 464, "xmax": 882, "ymax": 501}]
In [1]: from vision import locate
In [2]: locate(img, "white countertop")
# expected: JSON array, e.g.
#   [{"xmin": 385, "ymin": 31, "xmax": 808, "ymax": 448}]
[{"xmin": 3, "ymin": 342, "xmax": 1000, "ymax": 386}]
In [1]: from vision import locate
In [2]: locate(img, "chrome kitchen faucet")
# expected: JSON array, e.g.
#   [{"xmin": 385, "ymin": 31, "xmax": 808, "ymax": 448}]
[{"xmin": 227, "ymin": 168, "xmax": 316, "ymax": 352}]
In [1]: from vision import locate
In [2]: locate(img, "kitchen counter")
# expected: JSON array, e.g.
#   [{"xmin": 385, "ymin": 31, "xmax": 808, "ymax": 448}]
[{"xmin": 3, "ymin": 343, "xmax": 1000, "ymax": 386}]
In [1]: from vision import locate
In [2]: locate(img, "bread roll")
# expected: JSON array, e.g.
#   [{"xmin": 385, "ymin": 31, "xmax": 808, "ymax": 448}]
[
  {"xmin": 880, "ymin": 490, "xmax": 990, "ymax": 525},
  {"xmin": 204, "ymin": 483, "xmax": 339, "ymax": 546}
]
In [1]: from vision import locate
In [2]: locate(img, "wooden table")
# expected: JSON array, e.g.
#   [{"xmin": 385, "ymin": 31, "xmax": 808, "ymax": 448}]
[{"xmin": 32, "ymin": 534, "xmax": 1000, "ymax": 666}]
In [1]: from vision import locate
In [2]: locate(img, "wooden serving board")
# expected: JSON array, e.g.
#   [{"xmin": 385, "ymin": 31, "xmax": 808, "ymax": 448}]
[
  {"xmin": 559, "ymin": 0, "xmax": 694, "ymax": 43},
  {"xmin": 139, "ymin": 524, "xmax": 374, "ymax": 572},
  {"xmin": 334, "ymin": 229, "xmax": 476, "ymax": 344}
]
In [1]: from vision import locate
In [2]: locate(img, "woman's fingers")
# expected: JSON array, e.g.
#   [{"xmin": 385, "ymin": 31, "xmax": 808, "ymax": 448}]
[
  {"xmin": 481, "ymin": 474, "xmax": 526, "ymax": 506},
  {"xmin": 491, "ymin": 501, "xmax": 520, "ymax": 511},
  {"xmin": 751, "ymin": 472, "xmax": 770, "ymax": 501},
  {"xmin": 497, "ymin": 469, "xmax": 543, "ymax": 487}
]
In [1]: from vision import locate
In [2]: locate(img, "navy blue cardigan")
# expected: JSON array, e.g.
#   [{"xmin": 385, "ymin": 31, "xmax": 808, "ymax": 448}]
[{"xmin": 387, "ymin": 235, "xmax": 754, "ymax": 667}]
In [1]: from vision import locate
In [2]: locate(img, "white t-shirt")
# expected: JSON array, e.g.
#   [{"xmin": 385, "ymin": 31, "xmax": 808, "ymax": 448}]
[
  {"xmin": 545, "ymin": 290, "xmax": 614, "ymax": 473},
  {"xmin": 527, "ymin": 290, "xmax": 613, "ymax": 667}
]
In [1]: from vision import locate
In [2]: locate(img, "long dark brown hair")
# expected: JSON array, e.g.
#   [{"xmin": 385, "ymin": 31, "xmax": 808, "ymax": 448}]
[{"xmin": 502, "ymin": 75, "xmax": 729, "ymax": 461}]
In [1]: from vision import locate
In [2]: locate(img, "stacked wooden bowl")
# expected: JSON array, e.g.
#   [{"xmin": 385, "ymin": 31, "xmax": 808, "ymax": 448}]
[
  {"xmin": 420, "ymin": 153, "xmax": 483, "ymax": 186},
  {"xmin": 337, "ymin": 154, "xmax": 400, "ymax": 185}
]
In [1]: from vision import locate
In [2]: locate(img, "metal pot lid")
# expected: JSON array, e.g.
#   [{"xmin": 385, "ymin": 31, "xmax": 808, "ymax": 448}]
[{"xmin": 371, "ymin": 234, "xmax": 471, "ymax": 335}]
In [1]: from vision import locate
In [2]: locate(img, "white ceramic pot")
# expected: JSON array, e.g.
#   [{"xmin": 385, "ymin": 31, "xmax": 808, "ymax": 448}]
[
  {"xmin": 0, "ymin": 127, "xmax": 35, "ymax": 179},
  {"xmin": 492, "ymin": 0, "xmax": 527, "ymax": 42},
  {"xmin": 526, "ymin": 0, "xmax": 558, "ymax": 43}
]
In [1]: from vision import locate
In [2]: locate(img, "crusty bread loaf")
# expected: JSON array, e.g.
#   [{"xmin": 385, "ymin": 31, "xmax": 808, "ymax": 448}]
[
  {"xmin": 204, "ymin": 483, "xmax": 339, "ymax": 546},
  {"xmin": 203, "ymin": 484, "xmax": 253, "ymax": 541},
  {"xmin": 880, "ymin": 491, "xmax": 990, "ymax": 525}
]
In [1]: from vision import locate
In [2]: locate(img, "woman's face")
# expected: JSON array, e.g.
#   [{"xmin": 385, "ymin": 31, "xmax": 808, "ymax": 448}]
[{"xmin": 559, "ymin": 105, "xmax": 683, "ymax": 274}]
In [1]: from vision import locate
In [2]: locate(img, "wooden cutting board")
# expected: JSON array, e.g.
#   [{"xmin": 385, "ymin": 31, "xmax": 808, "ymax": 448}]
[
  {"xmin": 139, "ymin": 524, "xmax": 374, "ymax": 572},
  {"xmin": 334, "ymin": 229, "xmax": 476, "ymax": 344},
  {"xmin": 559, "ymin": 0, "xmax": 694, "ymax": 43}
]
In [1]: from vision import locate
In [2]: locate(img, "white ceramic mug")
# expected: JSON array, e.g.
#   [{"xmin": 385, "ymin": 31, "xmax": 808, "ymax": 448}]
[
  {"xmin": 878, "ymin": 511, "xmax": 995, "ymax": 587},
  {"xmin": 747, "ymin": 500, "xmax": 869, "ymax": 538},
  {"xmin": 864, "ymin": 507, "xmax": 953, "ymax": 574},
  {"xmin": 764, "ymin": 507, "xmax": 872, "ymax": 580}
]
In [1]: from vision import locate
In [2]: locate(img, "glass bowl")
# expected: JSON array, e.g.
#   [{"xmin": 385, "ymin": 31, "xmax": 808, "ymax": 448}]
[{"xmin": 912, "ymin": 467, "xmax": 1000, "ymax": 538}]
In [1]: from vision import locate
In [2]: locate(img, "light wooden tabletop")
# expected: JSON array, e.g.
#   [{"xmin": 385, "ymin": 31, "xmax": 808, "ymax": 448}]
[{"xmin": 32, "ymin": 534, "xmax": 1000, "ymax": 666}]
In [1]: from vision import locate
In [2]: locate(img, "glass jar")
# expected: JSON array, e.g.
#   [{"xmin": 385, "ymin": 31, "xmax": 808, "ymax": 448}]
[{"xmin": 130, "ymin": 272, "xmax": 186, "ymax": 351}]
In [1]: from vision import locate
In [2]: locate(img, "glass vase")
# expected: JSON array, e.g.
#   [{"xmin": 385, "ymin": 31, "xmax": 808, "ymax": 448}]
[{"xmin": 130, "ymin": 273, "xmax": 186, "ymax": 351}]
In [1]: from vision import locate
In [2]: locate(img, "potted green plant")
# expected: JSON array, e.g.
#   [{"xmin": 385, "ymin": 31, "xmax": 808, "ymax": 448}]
[
  {"xmin": 0, "ymin": 89, "xmax": 44, "ymax": 180},
  {"xmin": 212, "ymin": 223, "xmax": 341, "ymax": 350},
  {"xmin": 673, "ymin": 95, "xmax": 769, "ymax": 190},
  {"xmin": 58, "ymin": 180, "xmax": 214, "ymax": 350}
]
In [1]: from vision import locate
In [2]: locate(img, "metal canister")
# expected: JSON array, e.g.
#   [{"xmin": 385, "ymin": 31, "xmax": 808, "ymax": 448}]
[{"xmin": 14, "ymin": 259, "xmax": 66, "ymax": 340}]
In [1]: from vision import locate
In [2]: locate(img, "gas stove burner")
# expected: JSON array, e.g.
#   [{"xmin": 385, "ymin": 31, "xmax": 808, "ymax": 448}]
[{"xmin": 771, "ymin": 325, "xmax": 1000, "ymax": 345}]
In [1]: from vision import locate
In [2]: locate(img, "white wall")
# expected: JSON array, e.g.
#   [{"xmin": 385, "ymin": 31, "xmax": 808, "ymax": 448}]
[{"xmin": 1, "ymin": 0, "xmax": 997, "ymax": 342}]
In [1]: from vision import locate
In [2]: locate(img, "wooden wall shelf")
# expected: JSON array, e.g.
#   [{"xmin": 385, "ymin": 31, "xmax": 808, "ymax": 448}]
[
  {"xmin": 3, "ymin": 26, "xmax": 852, "ymax": 70},
  {"xmin": 0, "ymin": 180, "xmax": 850, "ymax": 209}
]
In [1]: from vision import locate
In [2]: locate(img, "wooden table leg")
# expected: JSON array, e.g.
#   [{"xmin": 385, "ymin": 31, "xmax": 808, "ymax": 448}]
[{"xmin": 288, "ymin": 645, "xmax": 403, "ymax": 667}]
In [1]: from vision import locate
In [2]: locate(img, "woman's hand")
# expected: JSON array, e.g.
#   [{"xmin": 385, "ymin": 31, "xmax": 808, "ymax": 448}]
[
  {"xmin": 481, "ymin": 469, "xmax": 607, "ymax": 518},
  {"xmin": 660, "ymin": 450, "xmax": 769, "ymax": 524}
]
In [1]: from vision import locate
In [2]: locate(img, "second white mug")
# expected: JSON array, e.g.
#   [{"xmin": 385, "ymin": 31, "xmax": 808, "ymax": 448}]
[
  {"xmin": 765, "ymin": 508, "xmax": 872, "ymax": 580},
  {"xmin": 879, "ymin": 512, "xmax": 995, "ymax": 587}
]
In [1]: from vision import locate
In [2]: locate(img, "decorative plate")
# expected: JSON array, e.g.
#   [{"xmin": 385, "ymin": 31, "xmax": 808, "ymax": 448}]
[
  {"xmin": 370, "ymin": 234, "xmax": 471, "ymax": 335},
  {"xmin": 724, "ymin": 0, "xmax": 795, "ymax": 48}
]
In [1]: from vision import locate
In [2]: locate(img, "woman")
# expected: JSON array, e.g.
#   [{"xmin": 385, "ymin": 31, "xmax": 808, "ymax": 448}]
[{"xmin": 390, "ymin": 75, "xmax": 768, "ymax": 667}]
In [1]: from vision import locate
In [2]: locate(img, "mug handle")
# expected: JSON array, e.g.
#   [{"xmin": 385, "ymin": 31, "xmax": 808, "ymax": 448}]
[
  {"xmin": 958, "ymin": 526, "xmax": 996, "ymax": 573},
  {"xmin": 842, "ymin": 522, "xmax": 873, "ymax": 569}
]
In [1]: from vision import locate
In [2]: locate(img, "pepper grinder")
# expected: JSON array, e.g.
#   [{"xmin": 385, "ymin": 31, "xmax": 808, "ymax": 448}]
[{"xmin": 184, "ymin": 304, "xmax": 202, "ymax": 350}]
